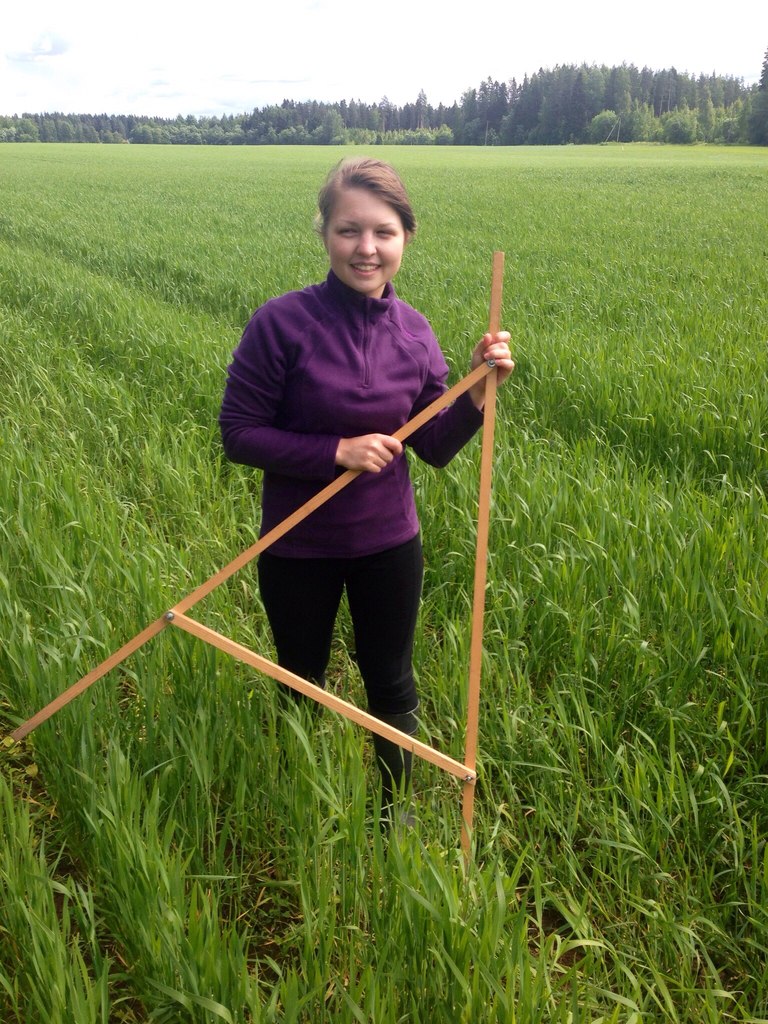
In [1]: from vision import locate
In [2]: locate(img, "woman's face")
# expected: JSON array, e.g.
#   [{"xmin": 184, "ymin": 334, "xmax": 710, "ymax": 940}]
[{"xmin": 323, "ymin": 187, "xmax": 408, "ymax": 298}]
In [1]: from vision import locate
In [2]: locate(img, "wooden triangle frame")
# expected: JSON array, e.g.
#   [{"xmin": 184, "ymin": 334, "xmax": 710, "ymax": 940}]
[{"xmin": 10, "ymin": 252, "xmax": 504, "ymax": 862}]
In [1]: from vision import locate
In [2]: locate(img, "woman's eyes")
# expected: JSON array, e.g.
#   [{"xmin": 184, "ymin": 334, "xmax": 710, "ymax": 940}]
[{"xmin": 337, "ymin": 227, "xmax": 396, "ymax": 238}]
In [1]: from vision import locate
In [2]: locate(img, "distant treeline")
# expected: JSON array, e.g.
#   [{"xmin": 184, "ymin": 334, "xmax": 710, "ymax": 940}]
[{"xmin": 3, "ymin": 58, "xmax": 768, "ymax": 146}]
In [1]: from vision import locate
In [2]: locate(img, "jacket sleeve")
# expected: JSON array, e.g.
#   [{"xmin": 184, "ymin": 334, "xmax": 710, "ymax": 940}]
[
  {"xmin": 218, "ymin": 309, "xmax": 340, "ymax": 481},
  {"xmin": 405, "ymin": 335, "xmax": 484, "ymax": 469}
]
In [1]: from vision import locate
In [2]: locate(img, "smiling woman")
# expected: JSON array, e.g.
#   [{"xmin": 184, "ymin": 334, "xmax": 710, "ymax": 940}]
[
  {"xmin": 316, "ymin": 158, "xmax": 417, "ymax": 298},
  {"xmin": 322, "ymin": 190, "xmax": 408, "ymax": 299},
  {"xmin": 218, "ymin": 155, "xmax": 513, "ymax": 827}
]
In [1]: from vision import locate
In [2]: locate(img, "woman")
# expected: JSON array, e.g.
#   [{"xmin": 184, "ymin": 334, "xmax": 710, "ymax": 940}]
[{"xmin": 219, "ymin": 157, "xmax": 513, "ymax": 823}]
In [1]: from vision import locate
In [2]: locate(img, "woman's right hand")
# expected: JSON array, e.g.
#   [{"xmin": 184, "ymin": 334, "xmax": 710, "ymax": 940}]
[{"xmin": 335, "ymin": 434, "xmax": 403, "ymax": 473}]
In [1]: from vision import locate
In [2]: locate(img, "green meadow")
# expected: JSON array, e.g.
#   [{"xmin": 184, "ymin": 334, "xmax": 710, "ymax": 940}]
[{"xmin": 1, "ymin": 143, "xmax": 767, "ymax": 1022}]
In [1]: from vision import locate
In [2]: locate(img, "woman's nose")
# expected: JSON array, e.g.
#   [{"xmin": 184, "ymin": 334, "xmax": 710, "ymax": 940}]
[{"xmin": 356, "ymin": 232, "xmax": 376, "ymax": 255}]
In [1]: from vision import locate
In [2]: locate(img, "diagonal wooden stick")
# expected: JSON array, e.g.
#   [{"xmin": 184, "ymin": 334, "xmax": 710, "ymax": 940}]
[
  {"xmin": 9, "ymin": 617, "xmax": 169, "ymax": 742},
  {"xmin": 169, "ymin": 612, "xmax": 476, "ymax": 782},
  {"xmin": 461, "ymin": 250, "xmax": 504, "ymax": 862},
  {"xmin": 10, "ymin": 358, "xmax": 496, "ymax": 742}
]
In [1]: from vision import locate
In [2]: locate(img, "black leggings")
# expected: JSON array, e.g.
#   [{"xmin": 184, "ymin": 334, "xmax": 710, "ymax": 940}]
[{"xmin": 257, "ymin": 535, "xmax": 423, "ymax": 716}]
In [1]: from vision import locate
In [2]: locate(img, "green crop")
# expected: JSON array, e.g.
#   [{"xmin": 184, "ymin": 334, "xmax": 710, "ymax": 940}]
[{"xmin": 1, "ymin": 143, "xmax": 767, "ymax": 1022}]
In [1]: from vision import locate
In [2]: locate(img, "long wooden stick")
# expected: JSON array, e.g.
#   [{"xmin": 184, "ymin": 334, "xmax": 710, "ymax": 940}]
[
  {"xmin": 9, "ymin": 617, "xmax": 169, "ymax": 742},
  {"xmin": 169, "ymin": 612, "xmax": 475, "ymax": 782},
  {"xmin": 461, "ymin": 250, "xmax": 504, "ymax": 862},
  {"xmin": 10, "ymin": 358, "xmax": 495, "ymax": 742}
]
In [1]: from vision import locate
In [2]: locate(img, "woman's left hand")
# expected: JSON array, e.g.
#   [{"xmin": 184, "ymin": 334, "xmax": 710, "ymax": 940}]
[{"xmin": 469, "ymin": 331, "xmax": 515, "ymax": 409}]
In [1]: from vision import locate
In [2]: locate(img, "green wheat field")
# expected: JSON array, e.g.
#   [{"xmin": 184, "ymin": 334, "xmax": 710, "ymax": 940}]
[{"xmin": 1, "ymin": 143, "xmax": 767, "ymax": 1022}]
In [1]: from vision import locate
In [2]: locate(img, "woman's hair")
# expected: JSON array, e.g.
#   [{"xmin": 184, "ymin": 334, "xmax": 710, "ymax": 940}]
[{"xmin": 316, "ymin": 157, "xmax": 417, "ymax": 237}]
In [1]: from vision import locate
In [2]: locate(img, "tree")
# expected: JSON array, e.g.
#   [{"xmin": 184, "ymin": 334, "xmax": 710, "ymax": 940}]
[
  {"xmin": 566, "ymin": 70, "xmax": 589, "ymax": 141},
  {"xmin": 624, "ymin": 100, "xmax": 658, "ymax": 141},
  {"xmin": 661, "ymin": 105, "xmax": 698, "ymax": 143},
  {"xmin": 414, "ymin": 89, "xmax": 429, "ymax": 130},
  {"xmin": 606, "ymin": 65, "xmax": 632, "ymax": 116},
  {"xmin": 583, "ymin": 65, "xmax": 608, "ymax": 119},
  {"xmin": 747, "ymin": 91, "xmax": 768, "ymax": 144},
  {"xmin": 16, "ymin": 117, "xmax": 40, "ymax": 142},
  {"xmin": 314, "ymin": 109, "xmax": 347, "ymax": 145},
  {"xmin": 696, "ymin": 79, "xmax": 715, "ymax": 141},
  {"xmin": 38, "ymin": 117, "xmax": 58, "ymax": 142},
  {"xmin": 652, "ymin": 68, "xmax": 678, "ymax": 115},
  {"xmin": 535, "ymin": 65, "xmax": 581, "ymax": 144},
  {"xmin": 588, "ymin": 109, "xmax": 620, "ymax": 143},
  {"xmin": 747, "ymin": 46, "xmax": 768, "ymax": 144},
  {"xmin": 476, "ymin": 78, "xmax": 508, "ymax": 135},
  {"xmin": 378, "ymin": 96, "xmax": 395, "ymax": 133},
  {"xmin": 500, "ymin": 72, "xmax": 537, "ymax": 143}
]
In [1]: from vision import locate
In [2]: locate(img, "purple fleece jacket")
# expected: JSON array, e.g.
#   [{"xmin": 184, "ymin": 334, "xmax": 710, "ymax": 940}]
[{"xmin": 219, "ymin": 270, "xmax": 483, "ymax": 558}]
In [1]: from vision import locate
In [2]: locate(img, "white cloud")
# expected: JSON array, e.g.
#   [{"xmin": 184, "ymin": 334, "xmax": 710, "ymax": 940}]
[
  {"xmin": 2, "ymin": 0, "xmax": 765, "ymax": 116},
  {"xmin": 7, "ymin": 32, "xmax": 69, "ymax": 63}
]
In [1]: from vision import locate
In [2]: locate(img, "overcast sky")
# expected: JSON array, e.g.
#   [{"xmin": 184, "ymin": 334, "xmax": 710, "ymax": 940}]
[{"xmin": 2, "ymin": 0, "xmax": 766, "ymax": 118}]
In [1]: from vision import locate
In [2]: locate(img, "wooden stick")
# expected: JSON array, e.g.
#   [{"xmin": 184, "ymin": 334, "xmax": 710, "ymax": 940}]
[
  {"xmin": 9, "ymin": 360, "xmax": 495, "ymax": 741},
  {"xmin": 169, "ymin": 612, "xmax": 476, "ymax": 783},
  {"xmin": 461, "ymin": 250, "xmax": 504, "ymax": 862},
  {"xmin": 10, "ymin": 617, "xmax": 169, "ymax": 741}
]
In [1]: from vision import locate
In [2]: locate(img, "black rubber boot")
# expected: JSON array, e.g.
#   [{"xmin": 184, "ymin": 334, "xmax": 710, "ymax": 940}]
[{"xmin": 370, "ymin": 707, "xmax": 418, "ymax": 830}]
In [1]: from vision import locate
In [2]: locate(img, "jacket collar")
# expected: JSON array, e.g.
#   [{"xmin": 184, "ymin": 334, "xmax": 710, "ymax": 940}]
[{"xmin": 325, "ymin": 269, "xmax": 396, "ymax": 318}]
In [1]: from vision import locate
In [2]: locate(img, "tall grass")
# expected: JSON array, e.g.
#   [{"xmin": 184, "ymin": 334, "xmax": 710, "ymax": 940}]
[{"xmin": 1, "ymin": 143, "xmax": 767, "ymax": 1022}]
